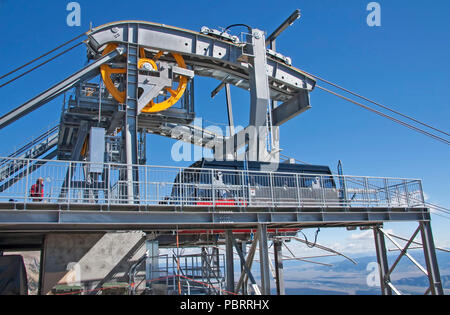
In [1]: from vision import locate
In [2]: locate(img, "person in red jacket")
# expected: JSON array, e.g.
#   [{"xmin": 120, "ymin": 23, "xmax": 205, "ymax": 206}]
[{"xmin": 30, "ymin": 178, "xmax": 44, "ymax": 202}]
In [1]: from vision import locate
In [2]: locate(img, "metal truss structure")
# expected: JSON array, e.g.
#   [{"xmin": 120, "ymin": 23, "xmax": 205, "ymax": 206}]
[
  {"xmin": 0, "ymin": 10, "xmax": 445, "ymax": 295},
  {"xmin": 373, "ymin": 223, "xmax": 444, "ymax": 295}
]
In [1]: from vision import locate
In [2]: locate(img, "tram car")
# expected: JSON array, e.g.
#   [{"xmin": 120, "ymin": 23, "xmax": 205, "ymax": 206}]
[{"xmin": 167, "ymin": 159, "xmax": 340, "ymax": 208}]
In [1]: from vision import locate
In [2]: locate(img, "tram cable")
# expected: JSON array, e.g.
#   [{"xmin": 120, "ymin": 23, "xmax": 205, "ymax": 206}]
[
  {"xmin": 300, "ymin": 69, "xmax": 450, "ymax": 138},
  {"xmin": 0, "ymin": 42, "xmax": 84, "ymax": 89},
  {"xmin": 0, "ymin": 32, "xmax": 86, "ymax": 80},
  {"xmin": 316, "ymin": 85, "xmax": 450, "ymax": 146}
]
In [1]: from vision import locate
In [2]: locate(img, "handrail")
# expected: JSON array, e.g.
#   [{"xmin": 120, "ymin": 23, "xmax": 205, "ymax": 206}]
[
  {"xmin": 0, "ymin": 156, "xmax": 425, "ymax": 209},
  {"xmin": 0, "ymin": 156, "xmax": 423, "ymax": 181}
]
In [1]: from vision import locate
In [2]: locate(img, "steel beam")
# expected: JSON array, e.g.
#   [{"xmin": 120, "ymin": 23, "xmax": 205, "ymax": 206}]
[
  {"xmin": 240, "ymin": 242, "xmax": 248, "ymax": 295},
  {"xmin": 235, "ymin": 233, "xmax": 261, "ymax": 295},
  {"xmin": 123, "ymin": 43, "xmax": 140, "ymax": 203},
  {"xmin": 272, "ymin": 89, "xmax": 311, "ymax": 126},
  {"xmin": 145, "ymin": 237, "xmax": 159, "ymax": 290},
  {"xmin": 266, "ymin": 9, "xmax": 301, "ymax": 47},
  {"xmin": 247, "ymin": 29, "xmax": 272, "ymax": 162},
  {"xmin": 232, "ymin": 237, "xmax": 260, "ymax": 294},
  {"xmin": 0, "ymin": 208, "xmax": 431, "ymax": 232},
  {"xmin": 87, "ymin": 21, "xmax": 316, "ymax": 101},
  {"xmin": 419, "ymin": 221, "xmax": 444, "ymax": 295},
  {"xmin": 0, "ymin": 47, "xmax": 125, "ymax": 130},
  {"xmin": 258, "ymin": 224, "xmax": 271, "ymax": 295},
  {"xmin": 225, "ymin": 84, "xmax": 235, "ymax": 138},
  {"xmin": 273, "ymin": 240, "xmax": 285, "ymax": 295},
  {"xmin": 373, "ymin": 227, "xmax": 392, "ymax": 295},
  {"xmin": 225, "ymin": 230, "xmax": 235, "ymax": 294}
]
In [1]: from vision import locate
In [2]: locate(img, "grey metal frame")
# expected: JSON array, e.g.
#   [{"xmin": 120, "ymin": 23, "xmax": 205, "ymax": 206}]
[{"xmin": 372, "ymin": 224, "xmax": 444, "ymax": 295}]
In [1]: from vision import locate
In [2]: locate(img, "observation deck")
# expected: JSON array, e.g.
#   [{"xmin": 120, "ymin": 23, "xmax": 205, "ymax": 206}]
[{"xmin": 0, "ymin": 157, "xmax": 429, "ymax": 232}]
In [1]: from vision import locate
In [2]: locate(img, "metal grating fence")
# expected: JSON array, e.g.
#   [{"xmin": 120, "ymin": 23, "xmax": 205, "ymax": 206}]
[{"xmin": 0, "ymin": 157, "xmax": 425, "ymax": 210}]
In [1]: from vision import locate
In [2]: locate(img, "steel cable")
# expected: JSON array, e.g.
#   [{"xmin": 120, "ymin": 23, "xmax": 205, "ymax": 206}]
[
  {"xmin": 300, "ymin": 69, "xmax": 450, "ymax": 137},
  {"xmin": 316, "ymin": 85, "xmax": 450, "ymax": 145},
  {"xmin": 0, "ymin": 42, "xmax": 84, "ymax": 89},
  {"xmin": 0, "ymin": 32, "xmax": 86, "ymax": 81}
]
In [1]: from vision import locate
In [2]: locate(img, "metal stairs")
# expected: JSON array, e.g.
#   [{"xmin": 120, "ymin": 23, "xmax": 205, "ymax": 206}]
[{"xmin": 0, "ymin": 125, "xmax": 59, "ymax": 192}]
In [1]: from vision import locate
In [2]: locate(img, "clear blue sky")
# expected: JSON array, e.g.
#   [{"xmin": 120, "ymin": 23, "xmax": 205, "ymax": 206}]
[{"xmin": 0, "ymin": 0, "xmax": 449, "ymax": 251}]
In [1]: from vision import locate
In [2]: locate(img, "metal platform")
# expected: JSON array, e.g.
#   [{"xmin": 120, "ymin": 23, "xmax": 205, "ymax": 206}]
[
  {"xmin": 0, "ymin": 156, "xmax": 430, "ymax": 232},
  {"xmin": 0, "ymin": 14, "xmax": 444, "ymax": 295}
]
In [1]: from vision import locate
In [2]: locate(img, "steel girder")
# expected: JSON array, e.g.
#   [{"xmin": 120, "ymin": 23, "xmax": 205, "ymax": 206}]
[
  {"xmin": 86, "ymin": 21, "xmax": 316, "ymax": 103},
  {"xmin": 0, "ymin": 207, "xmax": 431, "ymax": 232},
  {"xmin": 373, "ymin": 224, "xmax": 444, "ymax": 295}
]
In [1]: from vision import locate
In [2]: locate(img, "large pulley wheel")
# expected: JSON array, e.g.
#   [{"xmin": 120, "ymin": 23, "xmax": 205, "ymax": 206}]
[{"xmin": 100, "ymin": 43, "xmax": 188, "ymax": 113}]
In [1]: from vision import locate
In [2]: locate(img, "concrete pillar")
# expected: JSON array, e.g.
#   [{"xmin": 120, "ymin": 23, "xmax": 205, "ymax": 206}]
[{"xmin": 41, "ymin": 231, "xmax": 145, "ymax": 295}]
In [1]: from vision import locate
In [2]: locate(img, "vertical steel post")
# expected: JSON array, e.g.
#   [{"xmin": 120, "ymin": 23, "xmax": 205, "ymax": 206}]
[
  {"xmin": 123, "ymin": 36, "xmax": 140, "ymax": 204},
  {"xmin": 384, "ymin": 178, "xmax": 391, "ymax": 208},
  {"xmin": 419, "ymin": 221, "xmax": 444, "ymax": 295},
  {"xmin": 373, "ymin": 227, "xmax": 393, "ymax": 295},
  {"xmin": 211, "ymin": 169, "xmax": 215, "ymax": 207},
  {"xmin": 258, "ymin": 224, "xmax": 271, "ymax": 295},
  {"xmin": 273, "ymin": 240, "xmax": 285, "ymax": 295},
  {"xmin": 24, "ymin": 159, "xmax": 30, "ymax": 208},
  {"xmin": 107, "ymin": 163, "xmax": 111, "ymax": 209},
  {"xmin": 241, "ymin": 171, "xmax": 246, "ymax": 208},
  {"xmin": 270, "ymin": 173, "xmax": 275, "ymax": 209},
  {"xmin": 240, "ymin": 241, "xmax": 248, "ymax": 295},
  {"xmin": 343, "ymin": 176, "xmax": 349, "ymax": 209},
  {"xmin": 296, "ymin": 174, "xmax": 302, "ymax": 208},
  {"xmin": 418, "ymin": 180, "xmax": 425, "ymax": 206},
  {"xmin": 145, "ymin": 238, "xmax": 159, "ymax": 291},
  {"xmin": 321, "ymin": 175, "xmax": 326, "ymax": 208},
  {"xmin": 67, "ymin": 162, "xmax": 72, "ymax": 208},
  {"xmin": 225, "ymin": 230, "xmax": 235, "ymax": 294},
  {"xmin": 145, "ymin": 165, "xmax": 148, "ymax": 205},
  {"xmin": 247, "ymin": 28, "xmax": 272, "ymax": 162},
  {"xmin": 180, "ymin": 168, "xmax": 184, "ymax": 208},
  {"xmin": 404, "ymin": 180, "xmax": 410, "ymax": 208},
  {"xmin": 225, "ymin": 83, "xmax": 235, "ymax": 138},
  {"xmin": 364, "ymin": 177, "xmax": 370, "ymax": 207}
]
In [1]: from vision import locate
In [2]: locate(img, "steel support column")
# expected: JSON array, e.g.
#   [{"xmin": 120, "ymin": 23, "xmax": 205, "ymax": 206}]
[
  {"xmin": 123, "ymin": 42, "xmax": 140, "ymax": 203},
  {"xmin": 419, "ymin": 221, "xmax": 444, "ymax": 295},
  {"xmin": 145, "ymin": 238, "xmax": 159, "ymax": 290},
  {"xmin": 258, "ymin": 224, "xmax": 271, "ymax": 295},
  {"xmin": 247, "ymin": 29, "xmax": 272, "ymax": 162},
  {"xmin": 373, "ymin": 227, "xmax": 392, "ymax": 295},
  {"xmin": 225, "ymin": 230, "xmax": 235, "ymax": 294},
  {"xmin": 273, "ymin": 240, "xmax": 285, "ymax": 295},
  {"xmin": 240, "ymin": 241, "xmax": 248, "ymax": 295}
]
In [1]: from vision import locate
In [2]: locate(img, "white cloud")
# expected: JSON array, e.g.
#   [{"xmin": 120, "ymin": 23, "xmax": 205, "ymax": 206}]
[{"xmin": 349, "ymin": 230, "xmax": 373, "ymax": 241}]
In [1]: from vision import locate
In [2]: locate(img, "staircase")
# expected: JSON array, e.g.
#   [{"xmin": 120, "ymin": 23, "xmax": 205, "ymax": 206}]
[{"xmin": 0, "ymin": 125, "xmax": 59, "ymax": 192}]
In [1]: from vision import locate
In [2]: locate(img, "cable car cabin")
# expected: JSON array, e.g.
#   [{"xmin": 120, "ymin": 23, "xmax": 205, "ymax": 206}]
[{"xmin": 168, "ymin": 159, "xmax": 339, "ymax": 208}]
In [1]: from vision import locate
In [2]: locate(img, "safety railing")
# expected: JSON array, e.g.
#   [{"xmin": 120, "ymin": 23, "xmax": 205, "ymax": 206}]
[{"xmin": 0, "ymin": 157, "xmax": 426, "ymax": 210}]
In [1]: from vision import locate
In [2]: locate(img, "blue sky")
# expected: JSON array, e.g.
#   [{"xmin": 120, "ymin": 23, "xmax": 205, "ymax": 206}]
[{"xmin": 0, "ymin": 0, "xmax": 449, "ymax": 254}]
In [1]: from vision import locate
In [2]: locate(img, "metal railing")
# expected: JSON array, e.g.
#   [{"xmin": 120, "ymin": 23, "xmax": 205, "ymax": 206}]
[{"xmin": 0, "ymin": 156, "xmax": 426, "ymax": 210}]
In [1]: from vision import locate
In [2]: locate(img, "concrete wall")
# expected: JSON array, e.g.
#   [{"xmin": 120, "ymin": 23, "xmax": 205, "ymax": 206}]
[{"xmin": 41, "ymin": 231, "xmax": 145, "ymax": 295}]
